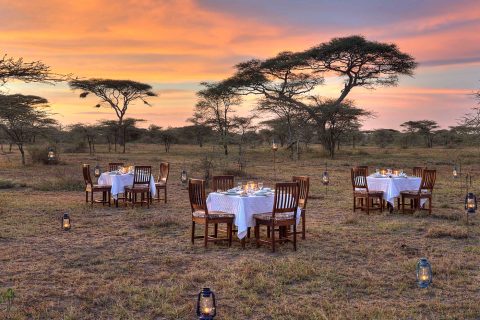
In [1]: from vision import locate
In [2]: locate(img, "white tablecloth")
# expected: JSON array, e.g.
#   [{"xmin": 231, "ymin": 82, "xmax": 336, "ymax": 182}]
[
  {"xmin": 206, "ymin": 193, "xmax": 301, "ymax": 239},
  {"xmin": 98, "ymin": 172, "xmax": 156, "ymax": 199},
  {"xmin": 366, "ymin": 176, "xmax": 422, "ymax": 205}
]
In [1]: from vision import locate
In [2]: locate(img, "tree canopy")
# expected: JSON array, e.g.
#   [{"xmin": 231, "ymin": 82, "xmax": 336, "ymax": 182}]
[{"xmin": 68, "ymin": 78, "xmax": 157, "ymax": 152}]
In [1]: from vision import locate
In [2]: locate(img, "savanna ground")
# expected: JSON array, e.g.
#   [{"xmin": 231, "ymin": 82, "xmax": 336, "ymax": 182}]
[{"xmin": 0, "ymin": 144, "xmax": 479, "ymax": 320}]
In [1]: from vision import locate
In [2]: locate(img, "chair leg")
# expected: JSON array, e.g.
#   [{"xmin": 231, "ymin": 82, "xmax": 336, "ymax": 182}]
[
  {"xmin": 267, "ymin": 226, "xmax": 270, "ymax": 238},
  {"xmin": 302, "ymin": 211, "xmax": 306, "ymax": 240},
  {"xmin": 90, "ymin": 191, "xmax": 94, "ymax": 207},
  {"xmin": 366, "ymin": 196, "xmax": 370, "ymax": 214},
  {"xmin": 164, "ymin": 187, "xmax": 167, "ymax": 203},
  {"xmin": 429, "ymin": 197, "xmax": 432, "ymax": 214},
  {"xmin": 204, "ymin": 222, "xmax": 208, "ymax": 248},
  {"xmin": 191, "ymin": 221, "xmax": 195, "ymax": 244},
  {"xmin": 247, "ymin": 227, "xmax": 251, "ymax": 238},
  {"xmin": 271, "ymin": 224, "xmax": 276, "ymax": 252},
  {"xmin": 108, "ymin": 191, "xmax": 111, "ymax": 207},
  {"xmin": 402, "ymin": 196, "xmax": 405, "ymax": 214},
  {"xmin": 293, "ymin": 224, "xmax": 297, "ymax": 251},
  {"xmin": 85, "ymin": 191, "xmax": 88, "ymax": 203},
  {"xmin": 353, "ymin": 196, "xmax": 356, "ymax": 212},
  {"xmin": 255, "ymin": 224, "xmax": 260, "ymax": 248},
  {"xmin": 227, "ymin": 223, "xmax": 232, "ymax": 247},
  {"xmin": 214, "ymin": 224, "xmax": 218, "ymax": 238}
]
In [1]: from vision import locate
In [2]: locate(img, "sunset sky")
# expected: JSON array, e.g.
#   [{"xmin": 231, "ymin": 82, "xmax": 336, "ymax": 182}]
[{"xmin": 1, "ymin": 0, "xmax": 479, "ymax": 130}]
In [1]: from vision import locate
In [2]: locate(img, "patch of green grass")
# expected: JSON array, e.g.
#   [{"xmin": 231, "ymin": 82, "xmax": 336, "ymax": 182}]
[{"xmin": 33, "ymin": 177, "xmax": 84, "ymax": 191}]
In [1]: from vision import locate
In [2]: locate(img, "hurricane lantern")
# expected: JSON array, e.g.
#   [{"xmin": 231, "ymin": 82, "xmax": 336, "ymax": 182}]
[
  {"xmin": 47, "ymin": 147, "xmax": 56, "ymax": 163},
  {"xmin": 181, "ymin": 169, "xmax": 188, "ymax": 186},
  {"xmin": 416, "ymin": 258, "xmax": 432, "ymax": 288},
  {"xmin": 271, "ymin": 140, "xmax": 278, "ymax": 152},
  {"xmin": 94, "ymin": 164, "xmax": 101, "ymax": 178},
  {"xmin": 453, "ymin": 165, "xmax": 458, "ymax": 179},
  {"xmin": 62, "ymin": 213, "xmax": 71, "ymax": 231},
  {"xmin": 465, "ymin": 192, "xmax": 477, "ymax": 214},
  {"xmin": 322, "ymin": 171, "xmax": 329, "ymax": 186},
  {"xmin": 380, "ymin": 169, "xmax": 387, "ymax": 175},
  {"xmin": 196, "ymin": 288, "xmax": 216, "ymax": 320}
]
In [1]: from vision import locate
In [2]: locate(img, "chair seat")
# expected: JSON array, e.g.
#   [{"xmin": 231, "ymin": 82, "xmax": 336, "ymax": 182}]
[
  {"xmin": 193, "ymin": 210, "xmax": 235, "ymax": 219},
  {"xmin": 401, "ymin": 190, "xmax": 432, "ymax": 196},
  {"xmin": 125, "ymin": 184, "xmax": 150, "ymax": 192},
  {"xmin": 155, "ymin": 181, "xmax": 166, "ymax": 187},
  {"xmin": 354, "ymin": 190, "xmax": 383, "ymax": 197},
  {"xmin": 253, "ymin": 212, "xmax": 295, "ymax": 221},
  {"xmin": 87, "ymin": 184, "xmax": 111, "ymax": 192}
]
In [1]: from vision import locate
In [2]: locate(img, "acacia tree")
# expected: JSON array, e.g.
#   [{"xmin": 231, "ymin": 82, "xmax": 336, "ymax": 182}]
[
  {"xmin": 194, "ymin": 81, "xmax": 241, "ymax": 155},
  {"xmin": 400, "ymin": 120, "xmax": 439, "ymax": 148},
  {"xmin": 187, "ymin": 111, "xmax": 212, "ymax": 147},
  {"xmin": 0, "ymin": 54, "xmax": 65, "ymax": 88},
  {"xmin": 226, "ymin": 35, "xmax": 417, "ymax": 157},
  {"xmin": 308, "ymin": 98, "xmax": 371, "ymax": 157},
  {"xmin": 68, "ymin": 79, "xmax": 156, "ymax": 153},
  {"xmin": 120, "ymin": 118, "xmax": 144, "ymax": 153},
  {"xmin": 0, "ymin": 94, "xmax": 56, "ymax": 165}
]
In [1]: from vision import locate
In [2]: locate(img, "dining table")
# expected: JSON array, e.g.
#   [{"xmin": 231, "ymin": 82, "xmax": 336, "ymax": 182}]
[
  {"xmin": 98, "ymin": 171, "xmax": 157, "ymax": 205},
  {"xmin": 366, "ymin": 174, "xmax": 422, "ymax": 207},
  {"xmin": 206, "ymin": 190, "xmax": 301, "ymax": 240}
]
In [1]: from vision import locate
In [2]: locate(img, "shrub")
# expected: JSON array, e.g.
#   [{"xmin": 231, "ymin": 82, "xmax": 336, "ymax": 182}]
[
  {"xmin": 63, "ymin": 142, "xmax": 87, "ymax": 153},
  {"xmin": 28, "ymin": 146, "xmax": 60, "ymax": 164},
  {"xmin": 0, "ymin": 180, "xmax": 15, "ymax": 189}
]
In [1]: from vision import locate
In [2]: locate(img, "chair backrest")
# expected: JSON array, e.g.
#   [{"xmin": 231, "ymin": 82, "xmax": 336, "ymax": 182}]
[
  {"xmin": 82, "ymin": 164, "xmax": 93, "ymax": 186},
  {"xmin": 158, "ymin": 162, "xmax": 170, "ymax": 183},
  {"xmin": 108, "ymin": 162, "xmax": 124, "ymax": 172},
  {"xmin": 420, "ymin": 169, "xmax": 436, "ymax": 192},
  {"xmin": 188, "ymin": 178, "xmax": 208, "ymax": 215},
  {"xmin": 412, "ymin": 167, "xmax": 425, "ymax": 177},
  {"xmin": 133, "ymin": 166, "xmax": 152, "ymax": 186},
  {"xmin": 272, "ymin": 182, "xmax": 300, "ymax": 219},
  {"xmin": 292, "ymin": 176, "xmax": 310, "ymax": 210},
  {"xmin": 351, "ymin": 167, "xmax": 368, "ymax": 191},
  {"xmin": 355, "ymin": 166, "xmax": 369, "ymax": 175},
  {"xmin": 212, "ymin": 175, "xmax": 234, "ymax": 192}
]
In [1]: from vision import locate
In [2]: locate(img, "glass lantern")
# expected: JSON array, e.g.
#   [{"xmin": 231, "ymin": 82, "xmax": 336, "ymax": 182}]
[
  {"xmin": 94, "ymin": 164, "xmax": 101, "ymax": 178},
  {"xmin": 196, "ymin": 288, "xmax": 216, "ymax": 320},
  {"xmin": 453, "ymin": 165, "xmax": 458, "ymax": 179},
  {"xmin": 465, "ymin": 192, "xmax": 477, "ymax": 214},
  {"xmin": 181, "ymin": 170, "xmax": 188, "ymax": 186},
  {"xmin": 416, "ymin": 258, "xmax": 432, "ymax": 288},
  {"xmin": 47, "ymin": 147, "xmax": 56, "ymax": 163},
  {"xmin": 62, "ymin": 213, "xmax": 71, "ymax": 231},
  {"xmin": 271, "ymin": 140, "xmax": 278, "ymax": 152},
  {"xmin": 322, "ymin": 171, "xmax": 329, "ymax": 186}
]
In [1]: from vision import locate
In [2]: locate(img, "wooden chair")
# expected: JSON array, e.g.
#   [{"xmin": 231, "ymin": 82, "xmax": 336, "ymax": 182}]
[
  {"xmin": 212, "ymin": 175, "xmax": 234, "ymax": 192},
  {"xmin": 254, "ymin": 182, "xmax": 300, "ymax": 252},
  {"xmin": 292, "ymin": 176, "xmax": 309, "ymax": 240},
  {"xmin": 82, "ymin": 164, "xmax": 111, "ymax": 207},
  {"xmin": 412, "ymin": 167, "xmax": 425, "ymax": 177},
  {"xmin": 189, "ymin": 179, "xmax": 234, "ymax": 248},
  {"xmin": 401, "ymin": 169, "xmax": 436, "ymax": 214},
  {"xmin": 355, "ymin": 166, "xmax": 369, "ymax": 175},
  {"xmin": 155, "ymin": 162, "xmax": 169, "ymax": 203},
  {"xmin": 108, "ymin": 162, "xmax": 124, "ymax": 172},
  {"xmin": 351, "ymin": 168, "xmax": 383, "ymax": 214},
  {"xmin": 124, "ymin": 166, "xmax": 152, "ymax": 208}
]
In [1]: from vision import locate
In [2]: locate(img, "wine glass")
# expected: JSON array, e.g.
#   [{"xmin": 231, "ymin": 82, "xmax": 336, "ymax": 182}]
[
  {"xmin": 237, "ymin": 182, "xmax": 242, "ymax": 191},
  {"xmin": 258, "ymin": 182, "xmax": 264, "ymax": 190}
]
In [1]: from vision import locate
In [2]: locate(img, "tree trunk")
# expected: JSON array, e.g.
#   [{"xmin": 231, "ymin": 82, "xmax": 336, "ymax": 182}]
[
  {"xmin": 122, "ymin": 125, "xmax": 126, "ymax": 153},
  {"xmin": 18, "ymin": 144, "xmax": 25, "ymax": 165}
]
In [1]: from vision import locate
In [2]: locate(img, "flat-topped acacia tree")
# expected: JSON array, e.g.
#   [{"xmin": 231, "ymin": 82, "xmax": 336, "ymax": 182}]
[
  {"xmin": 226, "ymin": 35, "xmax": 417, "ymax": 157},
  {"xmin": 68, "ymin": 79, "xmax": 157, "ymax": 153}
]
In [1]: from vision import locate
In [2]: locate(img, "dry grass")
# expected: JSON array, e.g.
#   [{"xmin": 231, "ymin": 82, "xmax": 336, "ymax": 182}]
[{"xmin": 0, "ymin": 144, "xmax": 479, "ymax": 319}]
